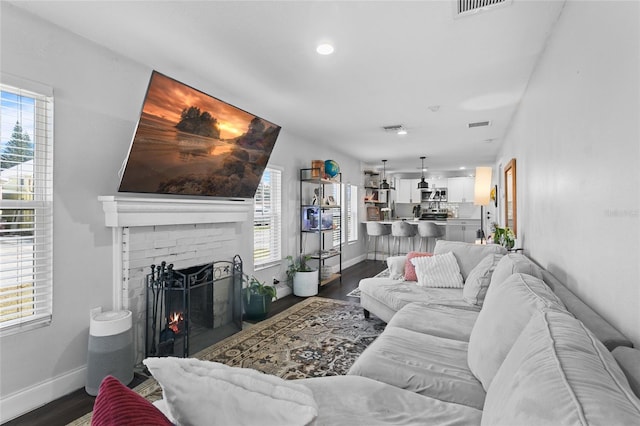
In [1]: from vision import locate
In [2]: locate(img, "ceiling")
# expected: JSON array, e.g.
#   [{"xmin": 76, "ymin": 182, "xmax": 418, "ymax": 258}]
[{"xmin": 9, "ymin": 0, "xmax": 565, "ymax": 176}]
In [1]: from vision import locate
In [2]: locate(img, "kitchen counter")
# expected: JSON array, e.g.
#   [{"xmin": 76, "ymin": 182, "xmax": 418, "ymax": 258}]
[{"xmin": 363, "ymin": 219, "xmax": 448, "ymax": 226}]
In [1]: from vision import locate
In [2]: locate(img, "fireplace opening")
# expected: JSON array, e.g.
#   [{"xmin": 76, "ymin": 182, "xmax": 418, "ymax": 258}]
[{"xmin": 145, "ymin": 255, "xmax": 243, "ymax": 358}]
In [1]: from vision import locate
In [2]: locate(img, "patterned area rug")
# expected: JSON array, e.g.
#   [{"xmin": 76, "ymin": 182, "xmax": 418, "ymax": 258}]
[{"xmin": 69, "ymin": 297, "xmax": 385, "ymax": 425}]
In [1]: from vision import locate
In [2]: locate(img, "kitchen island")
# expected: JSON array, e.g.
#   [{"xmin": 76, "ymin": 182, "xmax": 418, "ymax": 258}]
[{"xmin": 362, "ymin": 218, "xmax": 481, "ymax": 257}]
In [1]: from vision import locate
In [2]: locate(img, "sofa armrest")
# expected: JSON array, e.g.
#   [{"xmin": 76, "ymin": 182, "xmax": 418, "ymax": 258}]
[{"xmin": 612, "ymin": 347, "xmax": 640, "ymax": 399}]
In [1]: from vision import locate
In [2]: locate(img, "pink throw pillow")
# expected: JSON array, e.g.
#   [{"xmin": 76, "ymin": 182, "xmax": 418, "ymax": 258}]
[
  {"xmin": 91, "ymin": 375, "xmax": 172, "ymax": 426},
  {"xmin": 404, "ymin": 251, "xmax": 433, "ymax": 281}
]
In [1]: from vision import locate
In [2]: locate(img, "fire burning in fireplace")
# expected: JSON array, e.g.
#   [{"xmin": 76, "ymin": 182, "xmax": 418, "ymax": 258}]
[{"xmin": 168, "ymin": 311, "xmax": 185, "ymax": 334}]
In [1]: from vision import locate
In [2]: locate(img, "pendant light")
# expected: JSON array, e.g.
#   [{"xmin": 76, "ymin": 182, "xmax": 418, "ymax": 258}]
[
  {"xmin": 379, "ymin": 160, "xmax": 390, "ymax": 190},
  {"xmin": 417, "ymin": 156, "xmax": 429, "ymax": 190}
]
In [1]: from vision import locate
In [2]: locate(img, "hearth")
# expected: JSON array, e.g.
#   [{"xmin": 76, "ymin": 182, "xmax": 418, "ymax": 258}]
[{"xmin": 145, "ymin": 255, "xmax": 243, "ymax": 358}]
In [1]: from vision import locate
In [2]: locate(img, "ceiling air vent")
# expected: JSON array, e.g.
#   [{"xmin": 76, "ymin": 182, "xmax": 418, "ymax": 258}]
[
  {"xmin": 468, "ymin": 120, "xmax": 491, "ymax": 128},
  {"xmin": 456, "ymin": 0, "xmax": 511, "ymax": 17}
]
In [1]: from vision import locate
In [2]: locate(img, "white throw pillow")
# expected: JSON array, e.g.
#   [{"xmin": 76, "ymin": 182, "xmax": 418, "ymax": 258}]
[
  {"xmin": 386, "ymin": 255, "xmax": 407, "ymax": 280},
  {"xmin": 463, "ymin": 253, "xmax": 503, "ymax": 306},
  {"xmin": 467, "ymin": 273, "xmax": 567, "ymax": 391},
  {"xmin": 482, "ymin": 310, "xmax": 640, "ymax": 425},
  {"xmin": 411, "ymin": 252, "xmax": 464, "ymax": 288},
  {"xmin": 143, "ymin": 357, "xmax": 318, "ymax": 426}
]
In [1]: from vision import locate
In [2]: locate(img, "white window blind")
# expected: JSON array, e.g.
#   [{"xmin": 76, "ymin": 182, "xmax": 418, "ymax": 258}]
[
  {"xmin": 336, "ymin": 184, "xmax": 358, "ymax": 245},
  {"xmin": 331, "ymin": 184, "xmax": 342, "ymax": 247},
  {"xmin": 254, "ymin": 167, "xmax": 282, "ymax": 267},
  {"xmin": 0, "ymin": 82, "xmax": 54, "ymax": 336},
  {"xmin": 347, "ymin": 184, "xmax": 358, "ymax": 242}
]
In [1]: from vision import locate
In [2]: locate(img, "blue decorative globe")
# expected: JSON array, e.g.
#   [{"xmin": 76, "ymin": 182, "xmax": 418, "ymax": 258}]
[{"xmin": 324, "ymin": 160, "xmax": 340, "ymax": 178}]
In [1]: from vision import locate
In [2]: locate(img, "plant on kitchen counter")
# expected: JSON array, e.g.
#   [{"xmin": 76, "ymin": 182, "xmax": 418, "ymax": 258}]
[{"xmin": 491, "ymin": 223, "xmax": 515, "ymax": 249}]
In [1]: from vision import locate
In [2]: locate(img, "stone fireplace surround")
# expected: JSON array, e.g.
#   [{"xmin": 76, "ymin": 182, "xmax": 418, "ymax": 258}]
[{"xmin": 99, "ymin": 195, "xmax": 252, "ymax": 363}]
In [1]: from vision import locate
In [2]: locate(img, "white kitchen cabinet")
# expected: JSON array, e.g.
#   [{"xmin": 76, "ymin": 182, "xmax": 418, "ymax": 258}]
[
  {"xmin": 429, "ymin": 178, "xmax": 448, "ymax": 189},
  {"xmin": 448, "ymin": 177, "xmax": 475, "ymax": 203},
  {"xmin": 396, "ymin": 179, "xmax": 421, "ymax": 203},
  {"xmin": 446, "ymin": 219, "xmax": 480, "ymax": 243}
]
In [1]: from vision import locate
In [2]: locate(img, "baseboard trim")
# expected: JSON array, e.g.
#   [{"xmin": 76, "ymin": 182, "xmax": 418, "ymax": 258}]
[
  {"xmin": 343, "ymin": 254, "xmax": 367, "ymax": 269},
  {"xmin": 0, "ymin": 365, "xmax": 87, "ymax": 423}
]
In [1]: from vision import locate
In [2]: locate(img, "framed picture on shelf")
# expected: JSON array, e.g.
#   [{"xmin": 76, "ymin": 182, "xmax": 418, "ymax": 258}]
[
  {"xmin": 367, "ymin": 206, "xmax": 381, "ymax": 221},
  {"xmin": 327, "ymin": 195, "xmax": 336, "ymax": 205}
]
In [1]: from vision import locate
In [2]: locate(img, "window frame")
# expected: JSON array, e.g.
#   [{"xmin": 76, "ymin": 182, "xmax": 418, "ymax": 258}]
[
  {"xmin": 0, "ymin": 77, "xmax": 54, "ymax": 336},
  {"xmin": 346, "ymin": 184, "xmax": 358, "ymax": 243},
  {"xmin": 253, "ymin": 166, "xmax": 282, "ymax": 269}
]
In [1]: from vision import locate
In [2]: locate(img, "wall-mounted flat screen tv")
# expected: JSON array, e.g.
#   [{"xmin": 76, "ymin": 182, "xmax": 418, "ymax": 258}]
[{"xmin": 118, "ymin": 71, "xmax": 281, "ymax": 198}]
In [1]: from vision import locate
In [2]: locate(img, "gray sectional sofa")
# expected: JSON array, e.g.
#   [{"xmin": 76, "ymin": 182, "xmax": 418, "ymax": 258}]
[
  {"xmin": 145, "ymin": 241, "xmax": 640, "ymax": 425},
  {"xmin": 345, "ymin": 240, "xmax": 640, "ymax": 424}
]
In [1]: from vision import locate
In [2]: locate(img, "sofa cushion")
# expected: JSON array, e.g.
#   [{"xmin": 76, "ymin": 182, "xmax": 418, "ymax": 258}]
[
  {"xmin": 386, "ymin": 255, "xmax": 407, "ymax": 280},
  {"xmin": 482, "ymin": 310, "xmax": 640, "ymax": 425},
  {"xmin": 348, "ymin": 326, "xmax": 486, "ymax": 410},
  {"xmin": 298, "ymin": 375, "xmax": 482, "ymax": 426},
  {"xmin": 462, "ymin": 253, "xmax": 503, "ymax": 306},
  {"xmin": 467, "ymin": 273, "xmax": 567, "ymax": 391},
  {"xmin": 490, "ymin": 253, "xmax": 543, "ymax": 287},
  {"xmin": 404, "ymin": 251, "xmax": 432, "ymax": 281},
  {"xmin": 387, "ymin": 302, "xmax": 480, "ymax": 341},
  {"xmin": 412, "ymin": 252, "xmax": 464, "ymax": 288},
  {"xmin": 143, "ymin": 357, "xmax": 318, "ymax": 426},
  {"xmin": 434, "ymin": 241, "xmax": 507, "ymax": 281},
  {"xmin": 359, "ymin": 277, "xmax": 464, "ymax": 317}
]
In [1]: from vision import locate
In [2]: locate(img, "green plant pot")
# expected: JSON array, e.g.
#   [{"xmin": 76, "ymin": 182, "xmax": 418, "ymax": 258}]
[{"xmin": 243, "ymin": 292, "xmax": 272, "ymax": 321}]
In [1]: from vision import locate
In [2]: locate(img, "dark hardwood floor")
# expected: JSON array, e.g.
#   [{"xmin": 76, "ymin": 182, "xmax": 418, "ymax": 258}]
[{"xmin": 5, "ymin": 259, "xmax": 386, "ymax": 426}]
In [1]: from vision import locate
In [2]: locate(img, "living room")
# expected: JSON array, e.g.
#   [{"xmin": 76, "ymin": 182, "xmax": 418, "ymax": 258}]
[{"xmin": 1, "ymin": 0, "xmax": 638, "ymax": 423}]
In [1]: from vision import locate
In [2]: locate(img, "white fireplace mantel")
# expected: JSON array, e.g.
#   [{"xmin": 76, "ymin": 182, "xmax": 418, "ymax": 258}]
[
  {"xmin": 98, "ymin": 195, "xmax": 252, "ymax": 227},
  {"xmin": 98, "ymin": 195, "xmax": 252, "ymax": 310}
]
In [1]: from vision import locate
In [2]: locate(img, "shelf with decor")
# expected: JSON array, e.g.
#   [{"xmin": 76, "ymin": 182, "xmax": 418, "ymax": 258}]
[
  {"xmin": 363, "ymin": 168, "xmax": 394, "ymax": 220},
  {"xmin": 299, "ymin": 167, "xmax": 342, "ymax": 288}
]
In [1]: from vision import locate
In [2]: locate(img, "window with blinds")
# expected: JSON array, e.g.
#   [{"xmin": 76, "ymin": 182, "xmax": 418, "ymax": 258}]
[
  {"xmin": 335, "ymin": 184, "xmax": 358, "ymax": 246},
  {"xmin": 347, "ymin": 185, "xmax": 358, "ymax": 243},
  {"xmin": 331, "ymin": 184, "xmax": 342, "ymax": 247},
  {"xmin": 0, "ymin": 81, "xmax": 53, "ymax": 336},
  {"xmin": 254, "ymin": 167, "xmax": 282, "ymax": 267}
]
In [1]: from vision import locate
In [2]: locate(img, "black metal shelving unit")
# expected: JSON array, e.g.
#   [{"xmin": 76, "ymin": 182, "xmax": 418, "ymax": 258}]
[{"xmin": 299, "ymin": 167, "xmax": 342, "ymax": 287}]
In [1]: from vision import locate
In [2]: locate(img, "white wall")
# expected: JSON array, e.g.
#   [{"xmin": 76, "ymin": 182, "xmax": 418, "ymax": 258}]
[
  {"xmin": 0, "ymin": 4, "xmax": 147, "ymax": 420},
  {"xmin": 0, "ymin": 3, "xmax": 366, "ymax": 420},
  {"xmin": 498, "ymin": 1, "xmax": 640, "ymax": 346}
]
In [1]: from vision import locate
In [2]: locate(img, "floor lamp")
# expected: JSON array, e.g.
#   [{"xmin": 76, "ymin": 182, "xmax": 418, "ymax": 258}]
[{"xmin": 474, "ymin": 167, "xmax": 492, "ymax": 244}]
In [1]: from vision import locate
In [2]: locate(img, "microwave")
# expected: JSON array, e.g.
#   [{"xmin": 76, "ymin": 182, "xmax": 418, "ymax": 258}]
[{"xmin": 421, "ymin": 188, "xmax": 447, "ymax": 202}]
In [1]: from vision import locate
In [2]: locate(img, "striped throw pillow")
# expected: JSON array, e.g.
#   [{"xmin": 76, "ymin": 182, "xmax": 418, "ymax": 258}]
[{"xmin": 411, "ymin": 251, "xmax": 464, "ymax": 288}]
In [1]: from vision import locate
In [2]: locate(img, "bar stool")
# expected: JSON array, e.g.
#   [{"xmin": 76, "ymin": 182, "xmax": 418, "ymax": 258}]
[
  {"xmin": 417, "ymin": 222, "xmax": 445, "ymax": 252},
  {"xmin": 366, "ymin": 222, "xmax": 391, "ymax": 262},
  {"xmin": 391, "ymin": 221, "xmax": 417, "ymax": 255}
]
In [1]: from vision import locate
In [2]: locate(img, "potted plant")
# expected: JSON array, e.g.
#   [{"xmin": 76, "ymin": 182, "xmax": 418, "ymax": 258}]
[
  {"xmin": 286, "ymin": 255, "xmax": 318, "ymax": 297},
  {"xmin": 242, "ymin": 274, "xmax": 277, "ymax": 321},
  {"xmin": 491, "ymin": 223, "xmax": 515, "ymax": 250}
]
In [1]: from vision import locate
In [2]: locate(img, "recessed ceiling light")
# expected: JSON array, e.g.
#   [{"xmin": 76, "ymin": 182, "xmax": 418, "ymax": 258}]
[
  {"xmin": 316, "ymin": 43, "xmax": 334, "ymax": 55},
  {"xmin": 397, "ymin": 128, "xmax": 408, "ymax": 135},
  {"xmin": 459, "ymin": 166, "xmax": 466, "ymax": 170}
]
